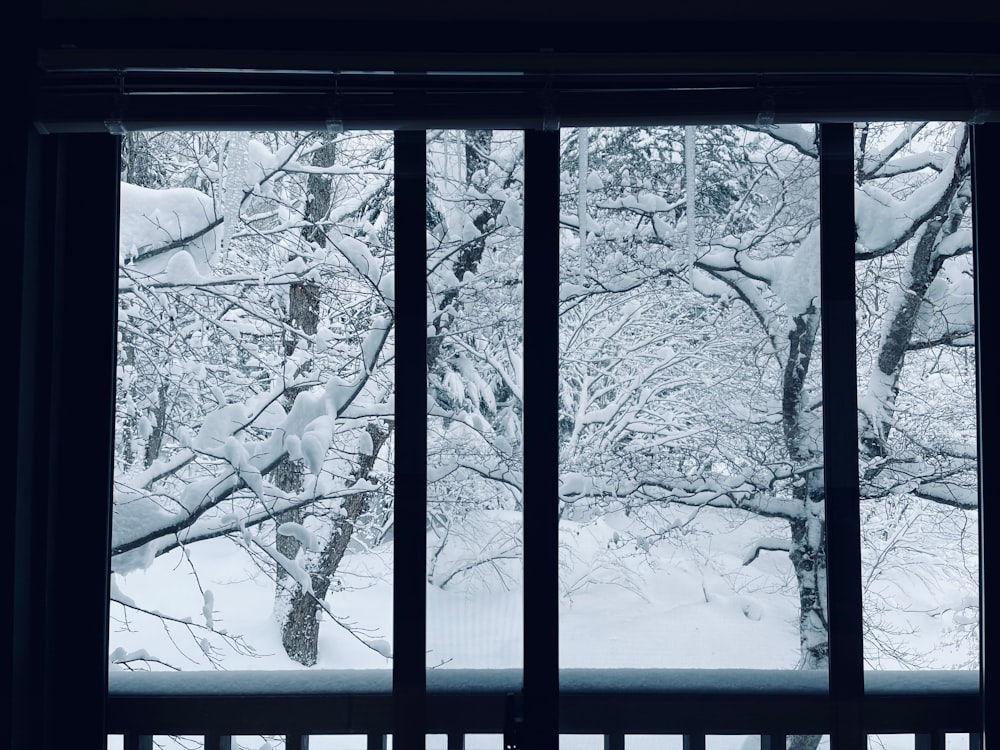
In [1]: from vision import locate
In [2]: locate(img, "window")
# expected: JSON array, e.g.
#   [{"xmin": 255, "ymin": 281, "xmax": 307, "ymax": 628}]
[
  {"xmin": 111, "ymin": 129, "xmax": 398, "ymax": 672},
  {"xmin": 15, "ymin": 56, "xmax": 998, "ymax": 750}
]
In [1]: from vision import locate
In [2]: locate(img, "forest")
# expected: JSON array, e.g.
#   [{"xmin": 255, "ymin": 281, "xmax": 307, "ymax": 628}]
[{"xmin": 109, "ymin": 123, "xmax": 979, "ymax": 702}]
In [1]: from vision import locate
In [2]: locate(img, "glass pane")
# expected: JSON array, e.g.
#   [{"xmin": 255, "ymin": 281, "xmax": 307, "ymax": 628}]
[
  {"xmin": 558, "ymin": 125, "xmax": 823, "ymax": 669},
  {"xmin": 234, "ymin": 737, "xmax": 285, "ymax": 750},
  {"xmin": 869, "ymin": 736, "xmax": 915, "ymax": 750},
  {"xmin": 111, "ymin": 131, "xmax": 394, "ymax": 671},
  {"xmin": 854, "ymin": 122, "xmax": 980, "ymax": 670},
  {"xmin": 945, "ymin": 736, "xmax": 975, "ymax": 750},
  {"xmin": 426, "ymin": 130, "xmax": 524, "ymax": 670},
  {"xmin": 152, "ymin": 737, "xmax": 201, "ymax": 750}
]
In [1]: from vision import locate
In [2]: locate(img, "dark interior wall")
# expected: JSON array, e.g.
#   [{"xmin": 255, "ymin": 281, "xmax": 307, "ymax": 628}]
[
  {"xmin": 38, "ymin": 0, "xmax": 1000, "ymax": 23},
  {"xmin": 31, "ymin": 0, "xmax": 1000, "ymax": 70},
  {"xmin": 10, "ymin": 3, "xmax": 999, "ymax": 750}
]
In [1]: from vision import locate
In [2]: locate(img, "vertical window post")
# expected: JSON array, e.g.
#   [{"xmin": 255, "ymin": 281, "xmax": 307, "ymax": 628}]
[
  {"xmin": 522, "ymin": 128, "xmax": 561, "ymax": 749},
  {"xmin": 818, "ymin": 122, "xmax": 865, "ymax": 750},
  {"xmin": 394, "ymin": 129, "xmax": 429, "ymax": 749}
]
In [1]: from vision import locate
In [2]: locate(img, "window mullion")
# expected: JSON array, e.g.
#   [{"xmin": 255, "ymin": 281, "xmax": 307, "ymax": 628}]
[
  {"xmin": 970, "ymin": 122, "xmax": 996, "ymax": 750},
  {"xmin": 818, "ymin": 122, "xmax": 865, "ymax": 750},
  {"xmin": 522, "ymin": 128, "xmax": 561, "ymax": 748},
  {"xmin": 394, "ymin": 129, "xmax": 428, "ymax": 750}
]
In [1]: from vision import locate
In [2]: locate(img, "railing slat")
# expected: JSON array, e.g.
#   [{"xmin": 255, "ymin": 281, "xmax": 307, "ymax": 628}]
[
  {"xmin": 205, "ymin": 735, "xmax": 234, "ymax": 750},
  {"xmin": 448, "ymin": 731, "xmax": 465, "ymax": 749},
  {"xmin": 368, "ymin": 733, "xmax": 387, "ymax": 750},
  {"xmin": 762, "ymin": 734, "xmax": 787, "ymax": 750},
  {"xmin": 604, "ymin": 733, "xmax": 625, "ymax": 750},
  {"xmin": 123, "ymin": 734, "xmax": 153, "ymax": 750},
  {"xmin": 684, "ymin": 734, "xmax": 706, "ymax": 750},
  {"xmin": 916, "ymin": 732, "xmax": 946, "ymax": 750},
  {"xmin": 285, "ymin": 733, "xmax": 309, "ymax": 750}
]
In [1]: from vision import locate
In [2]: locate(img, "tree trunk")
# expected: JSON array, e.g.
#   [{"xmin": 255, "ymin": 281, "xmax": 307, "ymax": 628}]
[
  {"xmin": 782, "ymin": 306, "xmax": 826, "ymax": 750},
  {"xmin": 278, "ymin": 423, "xmax": 390, "ymax": 665},
  {"xmin": 271, "ymin": 134, "xmax": 393, "ymax": 666},
  {"xmin": 859, "ymin": 128, "xmax": 970, "ymax": 460},
  {"xmin": 143, "ymin": 383, "xmax": 170, "ymax": 468},
  {"xmin": 786, "ymin": 473, "xmax": 828, "ymax": 750}
]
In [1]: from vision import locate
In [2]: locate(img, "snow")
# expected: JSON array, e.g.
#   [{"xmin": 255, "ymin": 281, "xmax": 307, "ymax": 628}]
[
  {"xmin": 358, "ymin": 430, "xmax": 374, "ymax": 456},
  {"xmin": 335, "ymin": 236, "xmax": 381, "ymax": 281},
  {"xmin": 855, "ymin": 159, "xmax": 956, "ymax": 255},
  {"xmin": 162, "ymin": 249, "xmax": 207, "ymax": 285},
  {"xmin": 559, "ymin": 668, "xmax": 827, "ymax": 693},
  {"xmin": 109, "ymin": 669, "xmax": 393, "ymax": 695},
  {"xmin": 278, "ymin": 522, "xmax": 319, "ymax": 552},
  {"xmin": 770, "ymin": 229, "xmax": 821, "ymax": 318},
  {"xmin": 119, "ymin": 182, "xmax": 220, "ymax": 276},
  {"xmin": 192, "ymin": 404, "xmax": 250, "ymax": 454},
  {"xmin": 762, "ymin": 124, "xmax": 818, "ymax": 157},
  {"xmin": 259, "ymin": 540, "xmax": 314, "ymax": 594},
  {"xmin": 107, "ymin": 664, "xmax": 977, "ymax": 696},
  {"xmin": 301, "ymin": 416, "xmax": 334, "ymax": 475},
  {"xmin": 202, "ymin": 590, "xmax": 214, "ymax": 628},
  {"xmin": 497, "ymin": 197, "xmax": 523, "ymax": 229},
  {"xmin": 285, "ymin": 433, "xmax": 303, "ymax": 460},
  {"xmin": 223, "ymin": 435, "xmax": 250, "ymax": 469},
  {"xmin": 325, "ymin": 377, "xmax": 357, "ymax": 416}
]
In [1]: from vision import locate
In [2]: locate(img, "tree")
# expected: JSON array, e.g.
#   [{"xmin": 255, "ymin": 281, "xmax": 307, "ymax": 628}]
[
  {"xmin": 555, "ymin": 121, "xmax": 978, "ymax": 682},
  {"xmin": 112, "ymin": 129, "xmax": 395, "ymax": 668},
  {"xmin": 111, "ymin": 124, "xmax": 979, "ymax": 688},
  {"xmin": 424, "ymin": 130, "xmax": 526, "ymax": 664}
]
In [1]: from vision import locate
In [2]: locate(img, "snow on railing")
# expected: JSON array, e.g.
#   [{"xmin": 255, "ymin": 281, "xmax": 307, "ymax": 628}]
[{"xmin": 107, "ymin": 669, "xmax": 980, "ymax": 750}]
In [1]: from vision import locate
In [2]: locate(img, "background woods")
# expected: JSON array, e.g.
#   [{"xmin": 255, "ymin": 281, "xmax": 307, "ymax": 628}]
[{"xmin": 110, "ymin": 125, "xmax": 978, "ymax": 686}]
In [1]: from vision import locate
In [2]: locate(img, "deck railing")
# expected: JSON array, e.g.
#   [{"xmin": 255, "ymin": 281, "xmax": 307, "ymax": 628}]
[{"xmin": 107, "ymin": 669, "xmax": 980, "ymax": 750}]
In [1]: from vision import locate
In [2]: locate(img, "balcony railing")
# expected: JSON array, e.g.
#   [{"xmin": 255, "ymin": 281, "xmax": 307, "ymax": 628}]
[{"xmin": 107, "ymin": 669, "xmax": 981, "ymax": 750}]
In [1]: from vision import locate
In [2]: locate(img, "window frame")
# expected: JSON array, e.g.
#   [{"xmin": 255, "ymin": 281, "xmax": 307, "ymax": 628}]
[{"xmin": 14, "ymin": 49, "xmax": 999, "ymax": 750}]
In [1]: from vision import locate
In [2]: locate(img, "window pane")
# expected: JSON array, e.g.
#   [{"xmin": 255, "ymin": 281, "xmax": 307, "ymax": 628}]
[
  {"xmin": 425, "ymin": 130, "xmax": 524, "ymax": 670},
  {"xmin": 626, "ymin": 737, "xmax": 683, "ymax": 750},
  {"xmin": 560, "ymin": 736, "xmax": 604, "ymax": 750},
  {"xmin": 233, "ymin": 737, "xmax": 285, "ymax": 750},
  {"xmin": 868, "ymin": 736, "xmax": 915, "ymax": 750},
  {"xmin": 558, "ymin": 125, "xmax": 823, "ymax": 669},
  {"xmin": 111, "ymin": 131, "xmax": 394, "ymax": 671},
  {"xmin": 855, "ymin": 122, "xmax": 980, "ymax": 670},
  {"xmin": 466, "ymin": 735, "xmax": 504, "ymax": 749}
]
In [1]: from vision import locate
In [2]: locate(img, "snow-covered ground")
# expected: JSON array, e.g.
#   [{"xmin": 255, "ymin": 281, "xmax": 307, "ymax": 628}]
[
  {"xmin": 108, "ymin": 504, "xmax": 976, "ymax": 750},
  {"xmin": 110, "ymin": 508, "xmax": 803, "ymax": 673}
]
